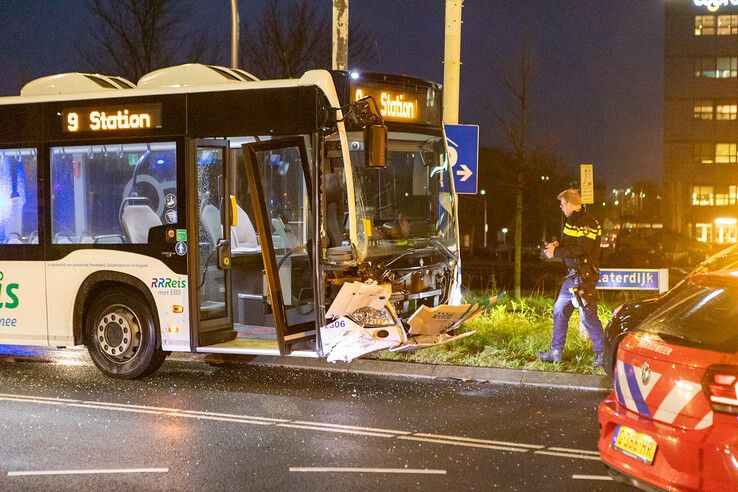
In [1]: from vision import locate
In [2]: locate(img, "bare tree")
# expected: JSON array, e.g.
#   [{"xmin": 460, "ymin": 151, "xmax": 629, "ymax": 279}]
[
  {"xmin": 490, "ymin": 38, "xmax": 536, "ymax": 299},
  {"xmin": 78, "ymin": 0, "xmax": 219, "ymax": 83},
  {"xmin": 240, "ymin": 0, "xmax": 377, "ymax": 79}
]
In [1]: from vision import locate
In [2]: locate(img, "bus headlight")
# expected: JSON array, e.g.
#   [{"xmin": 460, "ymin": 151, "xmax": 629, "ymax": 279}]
[{"xmin": 348, "ymin": 306, "xmax": 396, "ymax": 328}]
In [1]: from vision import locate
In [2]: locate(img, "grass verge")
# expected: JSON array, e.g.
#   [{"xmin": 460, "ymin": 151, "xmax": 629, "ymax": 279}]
[{"xmin": 371, "ymin": 292, "xmax": 614, "ymax": 375}]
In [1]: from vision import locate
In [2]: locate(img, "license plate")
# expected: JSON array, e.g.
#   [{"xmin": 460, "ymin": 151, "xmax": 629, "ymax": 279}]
[{"xmin": 612, "ymin": 425, "xmax": 658, "ymax": 465}]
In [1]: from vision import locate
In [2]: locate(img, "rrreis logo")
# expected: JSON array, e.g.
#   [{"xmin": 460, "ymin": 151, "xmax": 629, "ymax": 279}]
[
  {"xmin": 694, "ymin": 0, "xmax": 738, "ymax": 12},
  {"xmin": 0, "ymin": 271, "xmax": 19, "ymax": 309}
]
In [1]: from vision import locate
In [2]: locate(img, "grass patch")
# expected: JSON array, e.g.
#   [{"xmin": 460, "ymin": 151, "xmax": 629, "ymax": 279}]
[{"xmin": 370, "ymin": 292, "xmax": 614, "ymax": 375}]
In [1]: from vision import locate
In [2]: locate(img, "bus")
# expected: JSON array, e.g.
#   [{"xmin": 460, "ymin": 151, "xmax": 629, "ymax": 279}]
[{"xmin": 0, "ymin": 63, "xmax": 464, "ymax": 378}]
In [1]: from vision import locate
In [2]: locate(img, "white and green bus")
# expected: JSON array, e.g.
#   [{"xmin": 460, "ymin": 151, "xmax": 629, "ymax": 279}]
[{"xmin": 0, "ymin": 64, "xmax": 461, "ymax": 378}]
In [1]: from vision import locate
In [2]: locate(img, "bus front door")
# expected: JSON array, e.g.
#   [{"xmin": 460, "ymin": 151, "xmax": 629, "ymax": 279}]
[
  {"xmin": 241, "ymin": 138, "xmax": 317, "ymax": 355},
  {"xmin": 190, "ymin": 139, "xmax": 235, "ymax": 347}
]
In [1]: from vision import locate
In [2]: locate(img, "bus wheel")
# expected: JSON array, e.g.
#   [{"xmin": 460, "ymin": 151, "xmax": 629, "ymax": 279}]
[{"xmin": 85, "ymin": 289, "xmax": 165, "ymax": 379}]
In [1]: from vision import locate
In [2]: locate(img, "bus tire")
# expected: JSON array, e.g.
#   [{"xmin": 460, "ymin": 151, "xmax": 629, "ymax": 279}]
[{"xmin": 85, "ymin": 288, "xmax": 165, "ymax": 379}]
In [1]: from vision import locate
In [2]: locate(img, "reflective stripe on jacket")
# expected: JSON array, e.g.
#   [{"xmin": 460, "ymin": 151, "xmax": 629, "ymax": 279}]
[{"xmin": 554, "ymin": 208, "xmax": 602, "ymax": 271}]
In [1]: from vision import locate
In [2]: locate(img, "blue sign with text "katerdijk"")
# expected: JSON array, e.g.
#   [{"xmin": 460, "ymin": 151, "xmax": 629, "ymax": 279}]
[
  {"xmin": 444, "ymin": 124, "xmax": 479, "ymax": 194},
  {"xmin": 596, "ymin": 268, "xmax": 669, "ymax": 293}
]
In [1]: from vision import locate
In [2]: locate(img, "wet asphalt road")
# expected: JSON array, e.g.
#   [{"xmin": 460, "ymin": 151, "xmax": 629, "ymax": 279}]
[{"xmin": 0, "ymin": 348, "xmax": 630, "ymax": 491}]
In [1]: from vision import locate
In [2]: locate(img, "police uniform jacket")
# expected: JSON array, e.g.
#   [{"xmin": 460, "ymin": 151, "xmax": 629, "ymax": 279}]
[{"xmin": 554, "ymin": 208, "xmax": 602, "ymax": 273}]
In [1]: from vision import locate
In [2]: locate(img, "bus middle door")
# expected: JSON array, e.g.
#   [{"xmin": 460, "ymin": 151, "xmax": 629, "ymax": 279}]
[{"xmin": 189, "ymin": 139, "xmax": 236, "ymax": 347}]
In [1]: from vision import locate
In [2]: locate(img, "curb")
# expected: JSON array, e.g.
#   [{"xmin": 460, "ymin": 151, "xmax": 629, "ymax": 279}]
[{"xmin": 209, "ymin": 354, "xmax": 612, "ymax": 391}]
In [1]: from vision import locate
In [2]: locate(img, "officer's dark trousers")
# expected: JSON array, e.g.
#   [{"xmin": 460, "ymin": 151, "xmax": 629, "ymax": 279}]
[{"xmin": 551, "ymin": 276, "xmax": 604, "ymax": 353}]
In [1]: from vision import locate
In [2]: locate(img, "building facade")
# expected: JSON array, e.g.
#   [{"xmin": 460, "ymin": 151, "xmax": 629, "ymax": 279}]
[{"xmin": 665, "ymin": 0, "xmax": 738, "ymax": 245}]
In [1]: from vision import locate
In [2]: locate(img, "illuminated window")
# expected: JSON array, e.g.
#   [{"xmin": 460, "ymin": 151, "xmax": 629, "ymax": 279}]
[
  {"xmin": 694, "ymin": 142, "xmax": 714, "ymax": 164},
  {"xmin": 50, "ymin": 142, "xmax": 178, "ymax": 244},
  {"xmin": 696, "ymin": 15, "xmax": 716, "ymax": 35},
  {"xmin": 718, "ymin": 15, "xmax": 738, "ymax": 35},
  {"xmin": 0, "ymin": 148, "xmax": 38, "ymax": 244},
  {"xmin": 694, "ymin": 101, "xmax": 714, "ymax": 120},
  {"xmin": 715, "ymin": 219, "xmax": 738, "ymax": 244},
  {"xmin": 718, "ymin": 57, "xmax": 738, "ymax": 77},
  {"xmin": 696, "ymin": 57, "xmax": 717, "ymax": 77},
  {"xmin": 692, "ymin": 185, "xmax": 715, "ymax": 206},
  {"xmin": 715, "ymin": 185, "xmax": 738, "ymax": 205},
  {"xmin": 717, "ymin": 104, "xmax": 738, "ymax": 120},
  {"xmin": 696, "ymin": 223, "xmax": 712, "ymax": 243},
  {"xmin": 716, "ymin": 143, "xmax": 738, "ymax": 163},
  {"xmin": 696, "ymin": 57, "xmax": 738, "ymax": 78}
]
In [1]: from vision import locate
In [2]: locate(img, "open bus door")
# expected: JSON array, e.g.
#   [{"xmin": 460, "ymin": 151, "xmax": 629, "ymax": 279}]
[
  {"xmin": 189, "ymin": 139, "xmax": 236, "ymax": 347},
  {"xmin": 241, "ymin": 138, "xmax": 318, "ymax": 355}
]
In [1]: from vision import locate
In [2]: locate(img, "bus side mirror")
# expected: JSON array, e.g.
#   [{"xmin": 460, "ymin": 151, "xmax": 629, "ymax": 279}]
[{"xmin": 364, "ymin": 124, "xmax": 387, "ymax": 168}]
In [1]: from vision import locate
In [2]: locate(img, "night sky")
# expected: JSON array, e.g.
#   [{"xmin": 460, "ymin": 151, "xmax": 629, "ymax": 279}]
[{"xmin": 0, "ymin": 1, "xmax": 663, "ymax": 189}]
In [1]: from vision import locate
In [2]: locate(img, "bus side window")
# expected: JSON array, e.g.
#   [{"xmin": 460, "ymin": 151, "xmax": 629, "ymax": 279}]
[
  {"xmin": 50, "ymin": 142, "xmax": 178, "ymax": 244},
  {"xmin": 0, "ymin": 149, "xmax": 38, "ymax": 245}
]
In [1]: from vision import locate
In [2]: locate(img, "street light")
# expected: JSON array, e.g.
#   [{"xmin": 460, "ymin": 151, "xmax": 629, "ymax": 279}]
[{"xmin": 480, "ymin": 189, "xmax": 488, "ymax": 248}]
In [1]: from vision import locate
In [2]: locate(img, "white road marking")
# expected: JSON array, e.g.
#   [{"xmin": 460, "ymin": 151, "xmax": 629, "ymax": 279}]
[
  {"xmin": 0, "ymin": 392, "xmax": 601, "ymax": 464},
  {"xmin": 412, "ymin": 432, "xmax": 544, "ymax": 449},
  {"xmin": 398, "ymin": 435, "xmax": 529, "ymax": 453},
  {"xmin": 572, "ymin": 474, "xmax": 613, "ymax": 481},
  {"xmin": 276, "ymin": 423, "xmax": 396, "ymax": 438},
  {"xmin": 547, "ymin": 447, "xmax": 600, "ymax": 456},
  {"xmin": 291, "ymin": 420, "xmax": 411, "ymax": 435},
  {"xmin": 8, "ymin": 468, "xmax": 168, "ymax": 477},
  {"xmin": 534, "ymin": 450, "xmax": 601, "ymax": 461},
  {"xmin": 289, "ymin": 467, "xmax": 446, "ymax": 474}
]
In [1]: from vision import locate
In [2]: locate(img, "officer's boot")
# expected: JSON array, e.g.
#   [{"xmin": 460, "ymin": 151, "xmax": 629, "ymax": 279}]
[
  {"xmin": 536, "ymin": 348, "xmax": 562, "ymax": 363},
  {"xmin": 592, "ymin": 352, "xmax": 604, "ymax": 369}
]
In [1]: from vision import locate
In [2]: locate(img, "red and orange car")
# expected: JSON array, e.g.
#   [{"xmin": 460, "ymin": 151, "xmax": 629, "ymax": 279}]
[{"xmin": 599, "ymin": 271, "xmax": 738, "ymax": 490}]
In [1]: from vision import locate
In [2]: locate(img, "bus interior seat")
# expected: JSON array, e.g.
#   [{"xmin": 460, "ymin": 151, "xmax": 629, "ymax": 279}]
[
  {"xmin": 200, "ymin": 203, "xmax": 223, "ymax": 249},
  {"xmin": 231, "ymin": 204, "xmax": 260, "ymax": 254},
  {"xmin": 5, "ymin": 232, "xmax": 24, "ymax": 244},
  {"xmin": 53, "ymin": 232, "xmax": 76, "ymax": 244},
  {"xmin": 122, "ymin": 203, "xmax": 162, "ymax": 244},
  {"xmin": 324, "ymin": 173, "xmax": 352, "ymax": 261}
]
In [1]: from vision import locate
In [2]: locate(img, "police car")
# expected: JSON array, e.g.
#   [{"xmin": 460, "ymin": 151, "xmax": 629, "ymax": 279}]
[{"xmin": 598, "ymin": 270, "xmax": 738, "ymax": 490}]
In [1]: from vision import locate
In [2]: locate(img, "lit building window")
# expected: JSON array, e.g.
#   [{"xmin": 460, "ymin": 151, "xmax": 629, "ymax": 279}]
[
  {"xmin": 694, "ymin": 100, "xmax": 714, "ymax": 120},
  {"xmin": 715, "ymin": 185, "xmax": 738, "ymax": 205},
  {"xmin": 717, "ymin": 15, "xmax": 738, "ymax": 35},
  {"xmin": 694, "ymin": 142, "xmax": 715, "ymax": 164},
  {"xmin": 696, "ymin": 223, "xmax": 713, "ymax": 243},
  {"xmin": 696, "ymin": 57, "xmax": 717, "ymax": 77},
  {"xmin": 716, "ymin": 143, "xmax": 738, "ymax": 163},
  {"xmin": 696, "ymin": 15, "xmax": 716, "ymax": 35},
  {"xmin": 692, "ymin": 185, "xmax": 715, "ymax": 206},
  {"xmin": 715, "ymin": 218, "xmax": 738, "ymax": 244},
  {"xmin": 695, "ymin": 57, "xmax": 738, "ymax": 78},
  {"xmin": 717, "ymin": 104, "xmax": 738, "ymax": 120}
]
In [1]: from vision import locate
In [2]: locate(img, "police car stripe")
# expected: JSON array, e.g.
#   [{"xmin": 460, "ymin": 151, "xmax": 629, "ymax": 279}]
[
  {"xmin": 652, "ymin": 381, "xmax": 701, "ymax": 424},
  {"xmin": 616, "ymin": 361, "xmax": 638, "ymax": 412},
  {"xmin": 694, "ymin": 411, "xmax": 713, "ymax": 430},
  {"xmin": 624, "ymin": 364, "xmax": 651, "ymax": 417}
]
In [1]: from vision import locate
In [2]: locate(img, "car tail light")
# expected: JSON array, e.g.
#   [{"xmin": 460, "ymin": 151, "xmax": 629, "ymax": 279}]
[{"xmin": 703, "ymin": 365, "xmax": 738, "ymax": 415}]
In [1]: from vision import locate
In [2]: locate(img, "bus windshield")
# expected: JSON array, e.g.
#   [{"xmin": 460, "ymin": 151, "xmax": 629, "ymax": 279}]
[{"xmin": 348, "ymin": 131, "xmax": 456, "ymax": 259}]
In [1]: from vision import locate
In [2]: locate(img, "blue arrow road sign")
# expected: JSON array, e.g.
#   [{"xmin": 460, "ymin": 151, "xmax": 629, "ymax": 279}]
[{"xmin": 444, "ymin": 124, "xmax": 479, "ymax": 195}]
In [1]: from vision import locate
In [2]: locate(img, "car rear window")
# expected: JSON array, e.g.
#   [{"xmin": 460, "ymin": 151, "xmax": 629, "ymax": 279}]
[{"xmin": 641, "ymin": 280, "xmax": 738, "ymax": 353}]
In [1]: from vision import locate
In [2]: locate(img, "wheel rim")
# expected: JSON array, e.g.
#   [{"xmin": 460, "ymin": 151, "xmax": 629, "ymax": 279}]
[{"xmin": 95, "ymin": 304, "xmax": 142, "ymax": 364}]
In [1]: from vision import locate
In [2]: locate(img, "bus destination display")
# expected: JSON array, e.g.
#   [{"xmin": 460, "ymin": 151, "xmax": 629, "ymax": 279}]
[
  {"xmin": 62, "ymin": 104, "xmax": 163, "ymax": 133},
  {"xmin": 352, "ymin": 83, "xmax": 425, "ymax": 123}
]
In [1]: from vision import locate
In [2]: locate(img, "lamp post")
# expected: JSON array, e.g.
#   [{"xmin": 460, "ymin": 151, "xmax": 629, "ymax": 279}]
[
  {"xmin": 481, "ymin": 189, "xmax": 488, "ymax": 248},
  {"xmin": 230, "ymin": 0, "xmax": 239, "ymax": 68}
]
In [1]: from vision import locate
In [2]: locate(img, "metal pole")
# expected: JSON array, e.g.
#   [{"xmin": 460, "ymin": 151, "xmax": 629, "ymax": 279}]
[
  {"xmin": 231, "ymin": 0, "xmax": 239, "ymax": 68},
  {"xmin": 484, "ymin": 199, "xmax": 488, "ymax": 249},
  {"xmin": 443, "ymin": 0, "xmax": 463, "ymax": 124},
  {"xmin": 332, "ymin": 0, "xmax": 349, "ymax": 70}
]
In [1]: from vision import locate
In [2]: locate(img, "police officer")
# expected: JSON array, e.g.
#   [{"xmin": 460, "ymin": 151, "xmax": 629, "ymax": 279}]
[{"xmin": 537, "ymin": 189, "xmax": 605, "ymax": 368}]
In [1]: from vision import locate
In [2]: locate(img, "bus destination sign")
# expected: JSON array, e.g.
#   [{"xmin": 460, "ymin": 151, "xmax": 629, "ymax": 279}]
[
  {"xmin": 62, "ymin": 103, "xmax": 162, "ymax": 133},
  {"xmin": 352, "ymin": 83, "xmax": 425, "ymax": 123}
]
